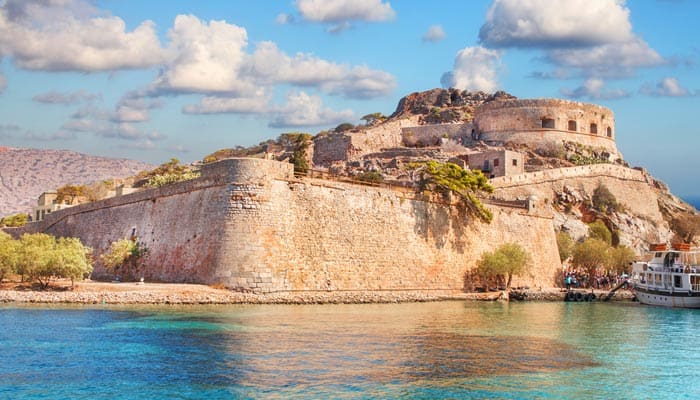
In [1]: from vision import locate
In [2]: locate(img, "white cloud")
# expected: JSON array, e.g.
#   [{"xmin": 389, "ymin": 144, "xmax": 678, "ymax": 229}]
[
  {"xmin": 32, "ymin": 90, "xmax": 100, "ymax": 105},
  {"xmin": 326, "ymin": 21, "xmax": 353, "ymax": 34},
  {"xmin": 183, "ymin": 90, "xmax": 270, "ymax": 114},
  {"xmin": 112, "ymin": 97, "xmax": 162, "ymax": 122},
  {"xmin": 476, "ymin": 0, "xmax": 664, "ymax": 80},
  {"xmin": 296, "ymin": 0, "xmax": 395, "ymax": 23},
  {"xmin": 546, "ymin": 38, "xmax": 664, "ymax": 78},
  {"xmin": 640, "ymin": 77, "xmax": 692, "ymax": 97},
  {"xmin": 247, "ymin": 41, "xmax": 395, "ymax": 98},
  {"xmin": 24, "ymin": 130, "xmax": 77, "ymax": 141},
  {"xmin": 167, "ymin": 144, "xmax": 190, "ymax": 153},
  {"xmin": 62, "ymin": 107, "xmax": 166, "ymax": 141},
  {"xmin": 0, "ymin": 123, "xmax": 20, "ymax": 138},
  {"xmin": 560, "ymin": 78, "xmax": 629, "ymax": 100},
  {"xmin": 479, "ymin": 0, "xmax": 633, "ymax": 48},
  {"xmin": 276, "ymin": 13, "xmax": 294, "ymax": 24},
  {"xmin": 0, "ymin": 0, "xmax": 165, "ymax": 72},
  {"xmin": 441, "ymin": 46, "xmax": 501, "ymax": 92},
  {"xmin": 422, "ymin": 25, "xmax": 446, "ymax": 43},
  {"xmin": 119, "ymin": 139, "xmax": 157, "ymax": 151},
  {"xmin": 270, "ymin": 91, "xmax": 354, "ymax": 128},
  {"xmin": 151, "ymin": 15, "xmax": 252, "ymax": 95}
]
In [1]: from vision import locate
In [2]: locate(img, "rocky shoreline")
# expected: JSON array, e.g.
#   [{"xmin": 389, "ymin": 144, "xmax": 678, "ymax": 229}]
[{"xmin": 0, "ymin": 282, "xmax": 636, "ymax": 305}]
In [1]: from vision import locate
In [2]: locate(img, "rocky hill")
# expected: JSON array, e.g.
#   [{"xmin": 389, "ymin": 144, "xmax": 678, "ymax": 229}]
[{"xmin": 0, "ymin": 147, "xmax": 153, "ymax": 217}]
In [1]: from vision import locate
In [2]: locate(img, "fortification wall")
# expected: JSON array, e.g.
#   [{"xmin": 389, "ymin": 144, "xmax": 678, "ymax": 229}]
[
  {"xmin": 401, "ymin": 123, "xmax": 474, "ymax": 147},
  {"xmin": 491, "ymin": 164, "xmax": 662, "ymax": 221},
  {"xmin": 8, "ymin": 158, "xmax": 562, "ymax": 293},
  {"xmin": 273, "ymin": 180, "xmax": 560, "ymax": 292}
]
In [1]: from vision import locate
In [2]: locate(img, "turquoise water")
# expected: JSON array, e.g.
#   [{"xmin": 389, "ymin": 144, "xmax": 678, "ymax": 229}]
[{"xmin": 1, "ymin": 301, "xmax": 699, "ymax": 399}]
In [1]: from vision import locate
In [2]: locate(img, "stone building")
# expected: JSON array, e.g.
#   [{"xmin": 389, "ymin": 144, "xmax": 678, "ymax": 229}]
[
  {"xmin": 467, "ymin": 150, "xmax": 524, "ymax": 178},
  {"xmin": 32, "ymin": 191, "xmax": 78, "ymax": 221}
]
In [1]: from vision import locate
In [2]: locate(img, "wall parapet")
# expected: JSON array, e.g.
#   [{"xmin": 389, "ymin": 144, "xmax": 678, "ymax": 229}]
[{"xmin": 490, "ymin": 164, "xmax": 647, "ymax": 189}]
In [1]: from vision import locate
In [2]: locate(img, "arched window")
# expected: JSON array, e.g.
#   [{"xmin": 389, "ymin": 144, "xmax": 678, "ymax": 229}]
[
  {"xmin": 541, "ymin": 118, "xmax": 555, "ymax": 129},
  {"xmin": 606, "ymin": 127, "xmax": 612, "ymax": 137},
  {"xmin": 590, "ymin": 123, "xmax": 598, "ymax": 134},
  {"xmin": 568, "ymin": 120, "xmax": 577, "ymax": 131}
]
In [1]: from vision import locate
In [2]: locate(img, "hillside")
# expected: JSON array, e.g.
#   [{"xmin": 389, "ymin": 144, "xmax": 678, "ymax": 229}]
[{"xmin": 0, "ymin": 147, "xmax": 153, "ymax": 217}]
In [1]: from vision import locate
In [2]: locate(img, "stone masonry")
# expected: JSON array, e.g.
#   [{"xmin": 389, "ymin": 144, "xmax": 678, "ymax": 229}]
[{"xmin": 9, "ymin": 158, "xmax": 562, "ymax": 293}]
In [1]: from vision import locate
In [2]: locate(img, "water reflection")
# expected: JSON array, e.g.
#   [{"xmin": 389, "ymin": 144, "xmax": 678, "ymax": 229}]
[
  {"xmin": 193, "ymin": 302, "xmax": 597, "ymax": 389},
  {"xmin": 6, "ymin": 301, "xmax": 699, "ymax": 399}
]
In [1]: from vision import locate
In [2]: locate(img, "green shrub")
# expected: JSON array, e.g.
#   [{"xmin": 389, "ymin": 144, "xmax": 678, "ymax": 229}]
[
  {"xmin": 588, "ymin": 220, "xmax": 612, "ymax": 245},
  {"xmin": 411, "ymin": 161, "xmax": 494, "ymax": 223},
  {"xmin": 355, "ymin": 171, "xmax": 384, "ymax": 183},
  {"xmin": 556, "ymin": 231, "xmax": 574, "ymax": 263},
  {"xmin": 0, "ymin": 213, "xmax": 28, "ymax": 227},
  {"xmin": 477, "ymin": 243, "xmax": 532, "ymax": 289},
  {"xmin": 592, "ymin": 183, "xmax": 620, "ymax": 213}
]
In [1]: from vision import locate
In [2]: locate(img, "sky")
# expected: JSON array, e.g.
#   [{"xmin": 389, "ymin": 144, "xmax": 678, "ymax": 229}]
[{"xmin": 0, "ymin": 0, "xmax": 699, "ymax": 198}]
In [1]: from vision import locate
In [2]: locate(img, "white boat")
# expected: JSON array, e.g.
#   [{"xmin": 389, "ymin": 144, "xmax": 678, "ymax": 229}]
[{"xmin": 631, "ymin": 244, "xmax": 700, "ymax": 308}]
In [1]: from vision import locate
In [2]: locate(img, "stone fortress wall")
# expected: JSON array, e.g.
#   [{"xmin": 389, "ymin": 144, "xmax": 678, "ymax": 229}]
[
  {"xmin": 9, "ymin": 158, "xmax": 565, "ymax": 293},
  {"xmin": 313, "ymin": 98, "xmax": 619, "ymax": 166}
]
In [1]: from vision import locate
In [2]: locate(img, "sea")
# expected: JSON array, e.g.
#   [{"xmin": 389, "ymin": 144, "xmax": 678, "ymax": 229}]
[{"xmin": 1, "ymin": 301, "xmax": 699, "ymax": 399}]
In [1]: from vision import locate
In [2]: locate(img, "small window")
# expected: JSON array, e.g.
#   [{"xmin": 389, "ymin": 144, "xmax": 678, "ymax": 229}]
[
  {"xmin": 674, "ymin": 275, "xmax": 682, "ymax": 288},
  {"xmin": 606, "ymin": 127, "xmax": 612, "ymax": 137},
  {"xmin": 541, "ymin": 118, "xmax": 555, "ymax": 129},
  {"xmin": 493, "ymin": 158, "xmax": 500, "ymax": 167},
  {"xmin": 483, "ymin": 160, "xmax": 490, "ymax": 171},
  {"xmin": 590, "ymin": 123, "xmax": 598, "ymax": 134},
  {"xmin": 568, "ymin": 120, "xmax": 577, "ymax": 131},
  {"xmin": 512, "ymin": 159, "xmax": 518, "ymax": 166}
]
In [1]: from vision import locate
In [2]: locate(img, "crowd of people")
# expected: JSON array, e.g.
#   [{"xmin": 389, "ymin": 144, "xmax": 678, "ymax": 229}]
[{"xmin": 564, "ymin": 269, "xmax": 629, "ymax": 290}]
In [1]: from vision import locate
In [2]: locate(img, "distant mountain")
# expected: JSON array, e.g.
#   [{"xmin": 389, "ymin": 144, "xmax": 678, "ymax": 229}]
[{"xmin": 0, "ymin": 147, "xmax": 153, "ymax": 217}]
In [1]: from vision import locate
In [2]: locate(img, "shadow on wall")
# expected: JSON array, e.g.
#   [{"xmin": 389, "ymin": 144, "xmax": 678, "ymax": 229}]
[{"xmin": 411, "ymin": 193, "xmax": 469, "ymax": 253}]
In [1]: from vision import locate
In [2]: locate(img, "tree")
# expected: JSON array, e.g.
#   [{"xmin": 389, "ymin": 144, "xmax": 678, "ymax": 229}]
[
  {"xmin": 607, "ymin": 245, "xmax": 636, "ymax": 275},
  {"xmin": 556, "ymin": 231, "xmax": 574, "ymax": 263},
  {"xmin": 477, "ymin": 243, "xmax": 532, "ymax": 289},
  {"xmin": 0, "ymin": 232, "xmax": 19, "ymax": 281},
  {"xmin": 334, "ymin": 122, "xmax": 355, "ymax": 133},
  {"xmin": 136, "ymin": 158, "xmax": 200, "ymax": 188},
  {"xmin": 100, "ymin": 239, "xmax": 148, "ymax": 281},
  {"xmin": 361, "ymin": 112, "xmax": 386, "ymax": 126},
  {"xmin": 592, "ymin": 183, "xmax": 620, "ymax": 213},
  {"xmin": 588, "ymin": 220, "xmax": 612, "ymax": 245},
  {"xmin": 54, "ymin": 237, "xmax": 93, "ymax": 286},
  {"xmin": 17, "ymin": 233, "xmax": 55, "ymax": 285},
  {"xmin": 412, "ymin": 160, "xmax": 494, "ymax": 222},
  {"xmin": 16, "ymin": 233, "xmax": 93, "ymax": 289},
  {"xmin": 83, "ymin": 181, "xmax": 110, "ymax": 202},
  {"xmin": 56, "ymin": 184, "xmax": 86, "ymax": 204},
  {"xmin": 0, "ymin": 213, "xmax": 28, "ymax": 227},
  {"xmin": 278, "ymin": 133, "xmax": 312, "ymax": 174},
  {"xmin": 571, "ymin": 238, "xmax": 610, "ymax": 286}
]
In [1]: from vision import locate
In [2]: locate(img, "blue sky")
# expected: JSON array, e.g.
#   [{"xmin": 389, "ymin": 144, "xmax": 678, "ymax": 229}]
[{"xmin": 0, "ymin": 0, "xmax": 699, "ymax": 198}]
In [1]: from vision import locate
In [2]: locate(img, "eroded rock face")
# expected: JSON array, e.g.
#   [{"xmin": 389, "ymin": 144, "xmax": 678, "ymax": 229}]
[{"xmin": 390, "ymin": 88, "xmax": 516, "ymax": 121}]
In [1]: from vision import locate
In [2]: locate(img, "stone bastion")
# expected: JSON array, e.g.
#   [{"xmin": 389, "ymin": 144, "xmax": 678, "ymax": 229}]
[
  {"xmin": 7, "ymin": 158, "xmax": 562, "ymax": 293},
  {"xmin": 473, "ymin": 98, "xmax": 618, "ymax": 154}
]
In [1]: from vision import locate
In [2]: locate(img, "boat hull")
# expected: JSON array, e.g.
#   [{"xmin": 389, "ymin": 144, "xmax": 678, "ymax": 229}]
[{"xmin": 634, "ymin": 286, "xmax": 700, "ymax": 308}]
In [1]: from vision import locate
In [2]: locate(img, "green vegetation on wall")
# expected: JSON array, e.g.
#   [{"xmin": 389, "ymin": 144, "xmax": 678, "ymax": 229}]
[
  {"xmin": 100, "ymin": 238, "xmax": 149, "ymax": 281},
  {"xmin": 135, "ymin": 158, "xmax": 200, "ymax": 188},
  {"xmin": 411, "ymin": 160, "xmax": 494, "ymax": 223}
]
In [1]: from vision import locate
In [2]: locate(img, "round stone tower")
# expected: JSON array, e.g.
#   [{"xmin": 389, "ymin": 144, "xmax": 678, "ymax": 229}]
[{"xmin": 473, "ymin": 98, "xmax": 618, "ymax": 155}]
